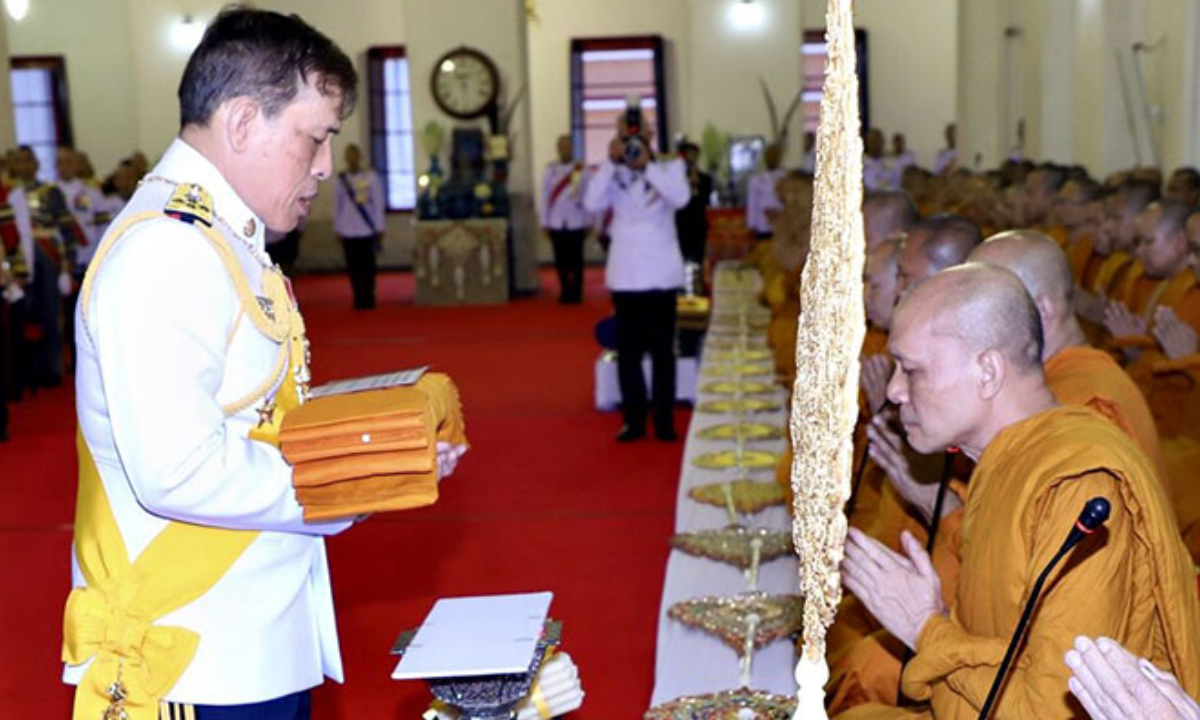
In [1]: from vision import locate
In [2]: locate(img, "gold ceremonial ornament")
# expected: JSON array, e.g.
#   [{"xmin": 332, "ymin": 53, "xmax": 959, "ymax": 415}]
[
  {"xmin": 696, "ymin": 423, "xmax": 785, "ymax": 442},
  {"xmin": 710, "ymin": 348, "xmax": 771, "ymax": 362},
  {"xmin": 693, "ymin": 449, "xmax": 779, "ymax": 471},
  {"xmin": 696, "ymin": 398, "xmax": 782, "ymax": 414},
  {"xmin": 702, "ymin": 363, "xmax": 774, "ymax": 378},
  {"xmin": 669, "ymin": 526, "xmax": 794, "ymax": 569},
  {"xmin": 700, "ymin": 380, "xmax": 775, "ymax": 396},
  {"xmin": 667, "ymin": 593, "xmax": 803, "ymax": 657},
  {"xmin": 644, "ymin": 689, "xmax": 796, "ymax": 720},
  {"xmin": 688, "ymin": 479, "xmax": 787, "ymax": 515}
]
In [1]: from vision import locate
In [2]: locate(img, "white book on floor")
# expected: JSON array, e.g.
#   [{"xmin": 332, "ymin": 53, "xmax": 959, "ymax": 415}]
[{"xmin": 392, "ymin": 591, "xmax": 553, "ymax": 680}]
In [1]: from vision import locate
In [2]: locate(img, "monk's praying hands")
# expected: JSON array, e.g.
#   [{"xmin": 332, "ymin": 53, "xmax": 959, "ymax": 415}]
[
  {"xmin": 1153, "ymin": 306, "xmax": 1199, "ymax": 360},
  {"xmin": 1104, "ymin": 300, "xmax": 1147, "ymax": 339},
  {"xmin": 866, "ymin": 413, "xmax": 962, "ymax": 524},
  {"xmin": 841, "ymin": 528, "xmax": 946, "ymax": 652},
  {"xmin": 860, "ymin": 353, "xmax": 893, "ymax": 415}
]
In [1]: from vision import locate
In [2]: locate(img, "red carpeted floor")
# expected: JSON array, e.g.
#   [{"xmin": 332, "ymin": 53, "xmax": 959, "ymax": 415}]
[{"xmin": 0, "ymin": 267, "xmax": 687, "ymax": 719}]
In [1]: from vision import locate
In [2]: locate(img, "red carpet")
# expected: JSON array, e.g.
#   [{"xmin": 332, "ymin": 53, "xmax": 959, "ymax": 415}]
[{"xmin": 0, "ymin": 267, "xmax": 687, "ymax": 719}]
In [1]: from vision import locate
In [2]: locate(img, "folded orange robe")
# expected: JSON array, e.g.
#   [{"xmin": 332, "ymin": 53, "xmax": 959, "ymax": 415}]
[
  {"xmin": 279, "ymin": 373, "xmax": 467, "ymax": 521},
  {"xmin": 837, "ymin": 406, "xmax": 1200, "ymax": 720}
]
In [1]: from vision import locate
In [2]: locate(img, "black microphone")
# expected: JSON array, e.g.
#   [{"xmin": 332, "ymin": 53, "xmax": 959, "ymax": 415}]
[{"xmin": 976, "ymin": 497, "xmax": 1111, "ymax": 720}]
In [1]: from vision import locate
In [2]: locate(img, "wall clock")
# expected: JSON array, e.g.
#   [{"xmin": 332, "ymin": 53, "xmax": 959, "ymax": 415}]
[{"xmin": 431, "ymin": 46, "xmax": 500, "ymax": 120}]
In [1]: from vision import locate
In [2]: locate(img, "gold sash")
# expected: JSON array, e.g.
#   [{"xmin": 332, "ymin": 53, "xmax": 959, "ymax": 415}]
[
  {"xmin": 63, "ymin": 434, "xmax": 258, "ymax": 720},
  {"xmin": 64, "ymin": 203, "xmax": 308, "ymax": 718}
]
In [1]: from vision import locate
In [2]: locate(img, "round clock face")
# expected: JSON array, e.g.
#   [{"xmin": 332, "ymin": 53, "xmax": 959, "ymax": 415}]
[{"xmin": 431, "ymin": 48, "xmax": 499, "ymax": 119}]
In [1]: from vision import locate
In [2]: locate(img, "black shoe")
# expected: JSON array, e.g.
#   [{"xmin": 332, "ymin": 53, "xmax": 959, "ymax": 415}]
[
  {"xmin": 616, "ymin": 424, "xmax": 646, "ymax": 443},
  {"xmin": 654, "ymin": 425, "xmax": 679, "ymax": 442}
]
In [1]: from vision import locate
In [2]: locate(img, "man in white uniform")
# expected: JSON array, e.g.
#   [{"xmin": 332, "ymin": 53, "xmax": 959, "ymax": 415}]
[
  {"xmin": 540, "ymin": 134, "xmax": 594, "ymax": 304},
  {"xmin": 584, "ymin": 112, "xmax": 690, "ymax": 442},
  {"xmin": 63, "ymin": 10, "xmax": 411, "ymax": 720},
  {"xmin": 745, "ymin": 143, "xmax": 784, "ymax": 241}
]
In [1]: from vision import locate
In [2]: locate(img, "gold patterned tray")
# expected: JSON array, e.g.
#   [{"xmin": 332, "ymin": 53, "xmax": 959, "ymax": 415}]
[
  {"xmin": 696, "ymin": 423, "xmax": 786, "ymax": 442},
  {"xmin": 700, "ymin": 380, "xmax": 776, "ymax": 395},
  {"xmin": 689, "ymin": 479, "xmax": 787, "ymax": 514},
  {"xmin": 668, "ymin": 593, "xmax": 803, "ymax": 656},
  {"xmin": 706, "ymin": 337, "xmax": 768, "ymax": 351},
  {"xmin": 709, "ymin": 348, "xmax": 772, "ymax": 362},
  {"xmin": 696, "ymin": 398, "xmax": 782, "ymax": 414},
  {"xmin": 645, "ymin": 689, "xmax": 797, "ymax": 720},
  {"xmin": 693, "ymin": 449, "xmax": 780, "ymax": 470},
  {"xmin": 670, "ymin": 526, "xmax": 794, "ymax": 568},
  {"xmin": 702, "ymin": 363, "xmax": 774, "ymax": 378}
]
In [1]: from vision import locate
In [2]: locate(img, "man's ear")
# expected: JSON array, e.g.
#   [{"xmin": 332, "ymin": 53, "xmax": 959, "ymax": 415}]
[
  {"xmin": 977, "ymin": 348, "xmax": 1006, "ymax": 400},
  {"xmin": 1034, "ymin": 293, "xmax": 1056, "ymax": 337},
  {"xmin": 222, "ymin": 97, "xmax": 260, "ymax": 154}
]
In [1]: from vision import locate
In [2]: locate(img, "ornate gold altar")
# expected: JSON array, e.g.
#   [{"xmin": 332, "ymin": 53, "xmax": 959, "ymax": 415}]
[{"xmin": 413, "ymin": 218, "xmax": 508, "ymax": 306}]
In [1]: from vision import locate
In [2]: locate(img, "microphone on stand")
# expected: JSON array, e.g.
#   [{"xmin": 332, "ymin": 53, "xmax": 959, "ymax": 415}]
[{"xmin": 976, "ymin": 497, "xmax": 1111, "ymax": 720}]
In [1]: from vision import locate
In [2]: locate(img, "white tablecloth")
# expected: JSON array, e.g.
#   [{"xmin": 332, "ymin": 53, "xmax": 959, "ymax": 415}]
[{"xmin": 650, "ymin": 264, "xmax": 801, "ymax": 706}]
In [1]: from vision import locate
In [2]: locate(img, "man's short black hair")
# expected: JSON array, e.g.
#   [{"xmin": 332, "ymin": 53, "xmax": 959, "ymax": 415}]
[{"xmin": 178, "ymin": 6, "xmax": 358, "ymax": 128}]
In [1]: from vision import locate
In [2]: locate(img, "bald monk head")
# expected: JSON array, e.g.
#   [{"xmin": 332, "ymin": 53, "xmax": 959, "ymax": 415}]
[
  {"xmin": 1186, "ymin": 210, "xmax": 1200, "ymax": 276},
  {"xmin": 1052, "ymin": 177, "xmax": 1103, "ymax": 230},
  {"xmin": 863, "ymin": 190, "xmax": 918, "ymax": 251},
  {"xmin": 1098, "ymin": 180, "xmax": 1159, "ymax": 255},
  {"xmin": 969, "ymin": 230, "xmax": 1084, "ymax": 361},
  {"xmin": 1136, "ymin": 198, "xmax": 1192, "ymax": 279},
  {"xmin": 895, "ymin": 213, "xmax": 982, "ymax": 293},
  {"xmin": 1167, "ymin": 167, "xmax": 1200, "ymax": 208},
  {"xmin": 864, "ymin": 238, "xmax": 901, "ymax": 330},
  {"xmin": 888, "ymin": 264, "xmax": 1050, "ymax": 458}
]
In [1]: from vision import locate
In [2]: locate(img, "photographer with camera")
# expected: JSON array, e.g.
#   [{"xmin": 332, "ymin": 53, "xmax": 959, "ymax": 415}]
[{"xmin": 584, "ymin": 98, "xmax": 690, "ymax": 442}]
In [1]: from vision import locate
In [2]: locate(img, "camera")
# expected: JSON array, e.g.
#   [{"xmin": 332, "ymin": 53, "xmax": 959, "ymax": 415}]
[{"xmin": 620, "ymin": 95, "xmax": 649, "ymax": 165}]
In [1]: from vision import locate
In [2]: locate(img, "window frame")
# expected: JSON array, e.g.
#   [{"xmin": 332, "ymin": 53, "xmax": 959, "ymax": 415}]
[
  {"xmin": 10, "ymin": 55, "xmax": 73, "ymax": 182},
  {"xmin": 366, "ymin": 45, "xmax": 416, "ymax": 214},
  {"xmin": 801, "ymin": 28, "xmax": 870, "ymax": 136},
  {"xmin": 569, "ymin": 35, "xmax": 669, "ymax": 162}
]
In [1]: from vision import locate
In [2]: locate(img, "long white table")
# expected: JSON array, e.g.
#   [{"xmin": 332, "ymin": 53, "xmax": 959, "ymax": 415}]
[{"xmin": 650, "ymin": 264, "xmax": 801, "ymax": 707}]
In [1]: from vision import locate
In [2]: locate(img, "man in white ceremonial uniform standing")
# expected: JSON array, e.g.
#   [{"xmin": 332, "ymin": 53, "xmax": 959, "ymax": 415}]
[
  {"xmin": 584, "ymin": 111, "xmax": 690, "ymax": 442},
  {"xmin": 61, "ymin": 9, "xmax": 442, "ymax": 720},
  {"xmin": 745, "ymin": 143, "xmax": 784, "ymax": 242},
  {"xmin": 540, "ymin": 134, "xmax": 593, "ymax": 304},
  {"xmin": 333, "ymin": 143, "xmax": 385, "ymax": 309}
]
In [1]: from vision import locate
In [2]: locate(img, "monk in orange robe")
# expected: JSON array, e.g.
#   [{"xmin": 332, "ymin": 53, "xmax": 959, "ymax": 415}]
[
  {"xmin": 837, "ymin": 265, "xmax": 1200, "ymax": 720},
  {"xmin": 827, "ymin": 233, "xmax": 1172, "ymax": 713},
  {"xmin": 1075, "ymin": 181, "xmax": 1158, "ymax": 342}
]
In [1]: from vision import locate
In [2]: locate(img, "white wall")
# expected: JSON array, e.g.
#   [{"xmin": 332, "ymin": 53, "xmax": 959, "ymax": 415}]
[
  {"xmin": 5, "ymin": 0, "xmax": 135, "ymax": 173},
  {"xmin": 801, "ymin": 0, "xmax": 958, "ymax": 168}
]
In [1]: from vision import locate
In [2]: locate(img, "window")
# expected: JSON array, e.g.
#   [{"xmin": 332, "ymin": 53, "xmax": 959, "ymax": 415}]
[
  {"xmin": 10, "ymin": 55, "xmax": 72, "ymax": 182},
  {"xmin": 367, "ymin": 47, "xmax": 416, "ymax": 212},
  {"xmin": 570, "ymin": 36, "xmax": 668, "ymax": 165},
  {"xmin": 800, "ymin": 29, "xmax": 869, "ymax": 135}
]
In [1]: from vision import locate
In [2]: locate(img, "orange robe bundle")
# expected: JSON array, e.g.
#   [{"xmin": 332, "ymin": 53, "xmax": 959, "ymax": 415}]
[
  {"xmin": 279, "ymin": 373, "xmax": 467, "ymax": 521},
  {"xmin": 839, "ymin": 406, "xmax": 1200, "ymax": 720}
]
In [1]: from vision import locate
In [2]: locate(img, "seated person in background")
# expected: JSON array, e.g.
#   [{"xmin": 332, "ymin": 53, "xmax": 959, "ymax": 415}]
[
  {"xmin": 1165, "ymin": 166, "xmax": 1200, "ymax": 208},
  {"xmin": 837, "ymin": 264, "xmax": 1200, "ymax": 719}
]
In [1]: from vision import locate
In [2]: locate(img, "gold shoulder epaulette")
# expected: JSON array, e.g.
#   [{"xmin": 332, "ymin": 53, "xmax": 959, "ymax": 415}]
[{"xmin": 164, "ymin": 183, "xmax": 214, "ymax": 228}]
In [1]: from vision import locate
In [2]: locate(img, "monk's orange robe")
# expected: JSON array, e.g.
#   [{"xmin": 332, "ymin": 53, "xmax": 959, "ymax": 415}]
[
  {"xmin": 1044, "ymin": 346, "xmax": 1168, "ymax": 485},
  {"xmin": 827, "ymin": 351, "xmax": 1171, "ymax": 715},
  {"xmin": 1064, "ymin": 233, "xmax": 1094, "ymax": 286},
  {"xmin": 1086, "ymin": 251, "xmax": 1136, "ymax": 301},
  {"xmin": 1040, "ymin": 225, "xmax": 1069, "ymax": 248},
  {"xmin": 838, "ymin": 406, "xmax": 1200, "ymax": 720}
]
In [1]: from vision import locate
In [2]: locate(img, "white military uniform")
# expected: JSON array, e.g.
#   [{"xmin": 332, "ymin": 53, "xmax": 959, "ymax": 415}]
[
  {"xmin": 67, "ymin": 138, "xmax": 350, "ymax": 704},
  {"xmin": 583, "ymin": 158, "xmax": 691, "ymax": 292},
  {"xmin": 744, "ymin": 168, "xmax": 784, "ymax": 236},
  {"xmin": 59, "ymin": 177, "xmax": 105, "ymax": 266}
]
